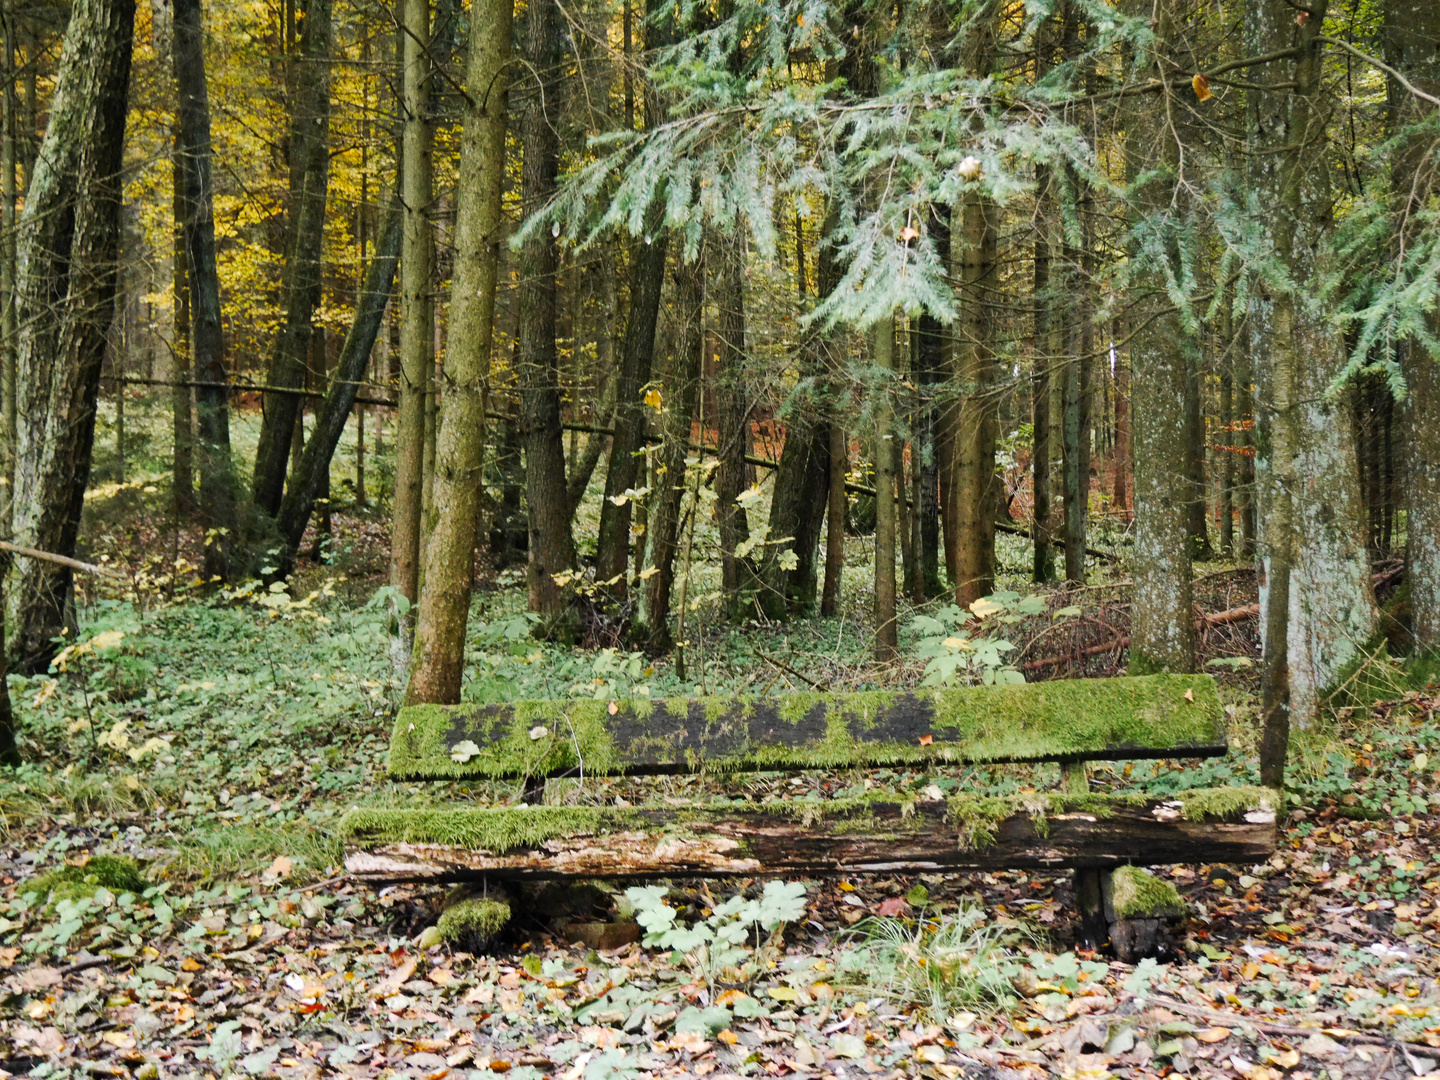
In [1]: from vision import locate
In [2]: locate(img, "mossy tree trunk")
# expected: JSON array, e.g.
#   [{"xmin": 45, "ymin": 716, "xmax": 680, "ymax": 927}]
[
  {"xmin": 250, "ymin": 0, "xmax": 332, "ymax": 518},
  {"xmin": 6, "ymin": 0, "xmax": 135, "ymax": 672},
  {"xmin": 714, "ymin": 232, "xmax": 752, "ymax": 610},
  {"xmin": 1032, "ymin": 165, "xmax": 1056, "ymax": 584},
  {"xmin": 1387, "ymin": 0, "xmax": 1440, "ymax": 651},
  {"xmin": 174, "ymin": 0, "xmax": 235, "ymax": 581},
  {"xmin": 1125, "ymin": 0, "xmax": 1195, "ymax": 675},
  {"xmin": 518, "ymin": 0, "xmax": 576, "ymax": 637},
  {"xmin": 405, "ymin": 0, "xmax": 514, "ymax": 704},
  {"xmin": 1186, "ymin": 351, "xmax": 1214, "ymax": 561},
  {"xmin": 1249, "ymin": 0, "xmax": 1376, "ymax": 784},
  {"xmin": 390, "ymin": 0, "xmax": 434, "ymax": 614}
]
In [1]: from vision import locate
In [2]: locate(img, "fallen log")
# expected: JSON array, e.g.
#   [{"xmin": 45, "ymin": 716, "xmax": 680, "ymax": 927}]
[{"xmin": 343, "ymin": 788, "xmax": 1279, "ymax": 883}]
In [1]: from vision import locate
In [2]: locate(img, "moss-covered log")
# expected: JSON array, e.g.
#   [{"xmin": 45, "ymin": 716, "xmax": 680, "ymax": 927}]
[
  {"xmin": 391, "ymin": 673, "xmax": 1226, "ymax": 781},
  {"xmin": 342, "ymin": 787, "xmax": 1277, "ymax": 882}
]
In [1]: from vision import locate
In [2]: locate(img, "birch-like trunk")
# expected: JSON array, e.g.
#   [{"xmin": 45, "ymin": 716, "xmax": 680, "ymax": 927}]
[
  {"xmin": 873, "ymin": 315, "xmax": 898, "ymax": 661},
  {"xmin": 6, "ymin": 0, "xmax": 135, "ymax": 672}
]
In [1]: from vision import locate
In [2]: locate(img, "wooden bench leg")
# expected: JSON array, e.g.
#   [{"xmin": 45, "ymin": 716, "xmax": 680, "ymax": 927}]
[{"xmin": 1073, "ymin": 867, "xmax": 1110, "ymax": 951}]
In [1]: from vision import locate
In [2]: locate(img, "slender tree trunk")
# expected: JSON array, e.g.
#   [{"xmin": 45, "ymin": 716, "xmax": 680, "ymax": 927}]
[
  {"xmin": 1060, "ymin": 233, "xmax": 1092, "ymax": 584},
  {"xmin": 1219, "ymin": 329, "xmax": 1235, "ymax": 558},
  {"xmin": 642, "ymin": 254, "xmax": 704, "ymax": 648},
  {"xmin": 251, "ymin": 0, "xmax": 332, "ymax": 517},
  {"xmin": 714, "ymin": 234, "xmax": 751, "ymax": 608},
  {"xmin": 0, "ymin": 18, "xmax": 15, "ymax": 510},
  {"xmin": 1112, "ymin": 347, "xmax": 1130, "ymax": 517},
  {"xmin": 517, "ymin": 0, "xmax": 575, "ymax": 635},
  {"xmin": 874, "ymin": 315, "xmax": 898, "ymax": 661},
  {"xmin": 821, "ymin": 419, "xmax": 847, "ymax": 615},
  {"xmin": 170, "ymin": 179, "xmax": 195, "ymax": 515},
  {"xmin": 1032, "ymin": 173, "xmax": 1055, "ymax": 583},
  {"xmin": 1250, "ymin": 0, "xmax": 1376, "ymax": 784},
  {"xmin": 1388, "ymin": 0, "xmax": 1440, "ymax": 649},
  {"xmin": 6, "ymin": 0, "xmax": 135, "ymax": 671},
  {"xmin": 390, "ymin": 0, "xmax": 433, "ymax": 610},
  {"xmin": 276, "ymin": 201, "xmax": 401, "ymax": 573},
  {"xmin": 915, "ymin": 304, "xmax": 945, "ymax": 600},
  {"xmin": 175, "ymin": 0, "xmax": 235, "ymax": 579},
  {"xmin": 1237, "ymin": 341, "xmax": 1257, "ymax": 559},
  {"xmin": 405, "ymin": 0, "xmax": 513, "ymax": 704},
  {"xmin": 1187, "ymin": 353, "xmax": 1214, "ymax": 560},
  {"xmin": 953, "ymin": 190, "xmax": 999, "ymax": 607}
]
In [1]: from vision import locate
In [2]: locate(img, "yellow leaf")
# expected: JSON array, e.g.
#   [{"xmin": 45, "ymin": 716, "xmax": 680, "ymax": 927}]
[
  {"xmin": 608, "ymin": 700, "xmax": 619, "ymax": 715},
  {"xmin": 89, "ymin": 630, "xmax": 125, "ymax": 651},
  {"xmin": 263, "ymin": 855, "xmax": 293, "ymax": 881},
  {"xmin": 1192, "ymin": 72, "xmax": 1212, "ymax": 102},
  {"xmin": 899, "ymin": 225, "xmax": 919, "ymax": 241},
  {"xmin": 1273, "ymin": 1048, "xmax": 1300, "ymax": 1069},
  {"xmin": 767, "ymin": 986, "xmax": 799, "ymax": 1002},
  {"xmin": 1242, "ymin": 961, "xmax": 1261, "ymax": 980},
  {"xmin": 637, "ymin": 566, "xmax": 660, "ymax": 580},
  {"xmin": 915, "ymin": 1045, "xmax": 946, "ymax": 1064},
  {"xmin": 969, "ymin": 597, "xmax": 1004, "ymax": 618},
  {"xmin": 1196, "ymin": 1027, "xmax": 1232, "ymax": 1043},
  {"xmin": 643, "ymin": 387, "xmax": 663, "ymax": 409},
  {"xmin": 717, "ymin": 1029, "xmax": 739, "ymax": 1045}
]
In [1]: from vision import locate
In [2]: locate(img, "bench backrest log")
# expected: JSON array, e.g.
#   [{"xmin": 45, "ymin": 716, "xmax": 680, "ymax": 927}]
[{"xmin": 387, "ymin": 673, "xmax": 1226, "ymax": 781}]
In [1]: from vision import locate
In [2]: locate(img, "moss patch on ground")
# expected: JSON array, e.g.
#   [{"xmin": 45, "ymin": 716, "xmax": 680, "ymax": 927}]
[
  {"xmin": 23, "ymin": 855, "xmax": 147, "ymax": 906},
  {"xmin": 388, "ymin": 674, "xmax": 1227, "ymax": 780},
  {"xmin": 1110, "ymin": 866, "xmax": 1188, "ymax": 920},
  {"xmin": 438, "ymin": 899, "xmax": 511, "ymax": 947}
]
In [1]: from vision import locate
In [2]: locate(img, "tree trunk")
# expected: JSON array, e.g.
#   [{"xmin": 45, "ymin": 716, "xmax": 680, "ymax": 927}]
[
  {"xmin": 1032, "ymin": 171, "xmax": 1055, "ymax": 583},
  {"xmin": 1218, "ymin": 309, "xmax": 1234, "ymax": 558},
  {"xmin": 1249, "ymin": 0, "xmax": 1376, "ymax": 783},
  {"xmin": 251, "ymin": 0, "xmax": 332, "ymax": 518},
  {"xmin": 953, "ymin": 190, "xmax": 999, "ymax": 607},
  {"xmin": 518, "ymin": 0, "xmax": 576, "ymax": 636},
  {"xmin": 915, "ymin": 308, "xmax": 945, "ymax": 600},
  {"xmin": 6, "ymin": 0, "xmax": 134, "ymax": 672},
  {"xmin": 714, "ymin": 234, "xmax": 751, "ymax": 609},
  {"xmin": 1113, "ymin": 348, "xmax": 1130, "ymax": 517},
  {"xmin": 1387, "ymin": 0, "xmax": 1440, "ymax": 649},
  {"xmin": 0, "ymin": 23, "xmax": 16, "ymax": 512},
  {"xmin": 1125, "ymin": 0, "xmax": 1195, "ymax": 675},
  {"xmin": 274, "ymin": 201, "xmax": 401, "ymax": 575},
  {"xmin": 874, "ymin": 315, "xmax": 898, "ymax": 661},
  {"xmin": 1186, "ymin": 353, "xmax": 1214, "ymax": 560},
  {"xmin": 170, "ymin": 174, "xmax": 195, "ymax": 516},
  {"xmin": 174, "ymin": 0, "xmax": 235, "ymax": 579},
  {"xmin": 641, "ymin": 254, "xmax": 704, "ymax": 648},
  {"xmin": 405, "ymin": 0, "xmax": 513, "ymax": 704},
  {"xmin": 390, "ymin": 0, "xmax": 433, "ymax": 611}
]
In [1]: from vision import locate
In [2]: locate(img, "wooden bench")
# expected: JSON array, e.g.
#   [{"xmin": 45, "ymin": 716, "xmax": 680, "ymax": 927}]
[{"xmin": 343, "ymin": 673, "xmax": 1278, "ymax": 958}]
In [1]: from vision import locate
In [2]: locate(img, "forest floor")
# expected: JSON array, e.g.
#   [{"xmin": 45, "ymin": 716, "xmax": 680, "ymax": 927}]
[{"xmin": 2, "ymin": 404, "xmax": 1435, "ymax": 1079}]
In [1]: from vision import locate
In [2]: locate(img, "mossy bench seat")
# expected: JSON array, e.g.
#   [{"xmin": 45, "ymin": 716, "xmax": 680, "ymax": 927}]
[{"xmin": 345, "ymin": 675, "xmax": 1276, "ymax": 917}]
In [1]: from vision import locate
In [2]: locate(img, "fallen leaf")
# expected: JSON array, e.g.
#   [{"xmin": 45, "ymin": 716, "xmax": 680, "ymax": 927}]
[
  {"xmin": 262, "ymin": 854, "xmax": 292, "ymax": 881},
  {"xmin": 915, "ymin": 1045, "xmax": 947, "ymax": 1064},
  {"xmin": 876, "ymin": 896, "xmax": 911, "ymax": 917},
  {"xmin": 767, "ymin": 986, "xmax": 799, "ymax": 1002},
  {"xmin": 918, "ymin": 734, "xmax": 934, "ymax": 746},
  {"xmin": 1192, "ymin": 73, "xmax": 1212, "ymax": 101},
  {"xmin": 1197, "ymin": 1027, "xmax": 1232, "ymax": 1043}
]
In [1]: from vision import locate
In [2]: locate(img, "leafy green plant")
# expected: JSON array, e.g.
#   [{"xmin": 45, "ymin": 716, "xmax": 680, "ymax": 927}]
[
  {"xmin": 908, "ymin": 593, "xmax": 1042, "ymax": 686},
  {"xmin": 625, "ymin": 880, "xmax": 808, "ymax": 985}
]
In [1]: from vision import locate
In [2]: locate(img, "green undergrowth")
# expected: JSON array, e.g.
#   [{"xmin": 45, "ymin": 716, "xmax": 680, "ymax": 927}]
[
  {"xmin": 389, "ymin": 674, "xmax": 1225, "ymax": 781},
  {"xmin": 1109, "ymin": 866, "xmax": 1188, "ymax": 920},
  {"xmin": 25, "ymin": 855, "xmax": 147, "ymax": 907},
  {"xmin": 437, "ymin": 898, "xmax": 512, "ymax": 946}
]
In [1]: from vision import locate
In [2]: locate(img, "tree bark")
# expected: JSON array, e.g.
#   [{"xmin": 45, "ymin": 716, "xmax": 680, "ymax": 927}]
[
  {"xmin": 953, "ymin": 193, "xmax": 999, "ymax": 606},
  {"xmin": 0, "ymin": 19, "xmax": 16, "ymax": 514},
  {"xmin": 170, "ymin": 168, "xmax": 194, "ymax": 516},
  {"xmin": 714, "ymin": 233, "xmax": 752, "ymax": 608},
  {"xmin": 1125, "ymin": 0, "xmax": 1195, "ymax": 675},
  {"xmin": 1032, "ymin": 171, "xmax": 1056, "ymax": 584},
  {"xmin": 640, "ymin": 254, "xmax": 704, "ymax": 648},
  {"xmin": 517, "ymin": 0, "xmax": 576, "ymax": 636},
  {"xmin": 174, "ymin": 0, "xmax": 235, "ymax": 580},
  {"xmin": 274, "ymin": 200, "xmax": 402, "ymax": 575},
  {"xmin": 874, "ymin": 315, "xmax": 898, "ymax": 661},
  {"xmin": 390, "ymin": 0, "xmax": 433, "ymax": 611},
  {"xmin": 1387, "ymin": 0, "xmax": 1440, "ymax": 650},
  {"xmin": 6, "ymin": 0, "xmax": 135, "ymax": 672},
  {"xmin": 1186, "ymin": 352, "xmax": 1214, "ymax": 560},
  {"xmin": 405, "ymin": 0, "xmax": 513, "ymax": 704},
  {"xmin": 1249, "ymin": 0, "xmax": 1376, "ymax": 783},
  {"xmin": 250, "ymin": 0, "xmax": 332, "ymax": 518}
]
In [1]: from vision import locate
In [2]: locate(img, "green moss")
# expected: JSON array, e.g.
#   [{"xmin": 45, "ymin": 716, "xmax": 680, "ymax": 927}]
[
  {"xmin": 1110, "ymin": 866, "xmax": 1188, "ymax": 920},
  {"xmin": 390, "ymin": 674, "xmax": 1227, "ymax": 781},
  {"xmin": 342, "ymin": 805, "xmax": 621, "ymax": 852},
  {"xmin": 437, "ymin": 899, "xmax": 511, "ymax": 946},
  {"xmin": 25, "ymin": 855, "xmax": 147, "ymax": 906},
  {"xmin": 1176, "ymin": 785, "xmax": 1281, "ymax": 821}
]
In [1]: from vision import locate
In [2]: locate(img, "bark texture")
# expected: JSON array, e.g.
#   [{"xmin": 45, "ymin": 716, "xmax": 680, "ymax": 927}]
[
  {"xmin": 174, "ymin": 0, "xmax": 235, "ymax": 581},
  {"xmin": 405, "ymin": 0, "xmax": 513, "ymax": 704},
  {"xmin": 1387, "ymin": 0, "xmax": 1440, "ymax": 651},
  {"xmin": 6, "ymin": 0, "xmax": 135, "ymax": 671},
  {"xmin": 250, "ymin": 0, "xmax": 332, "ymax": 517},
  {"xmin": 1248, "ymin": 0, "xmax": 1375, "ymax": 783},
  {"xmin": 517, "ymin": 0, "xmax": 576, "ymax": 635},
  {"xmin": 390, "ymin": 0, "xmax": 434, "ymax": 609},
  {"xmin": 873, "ymin": 315, "xmax": 898, "ymax": 661}
]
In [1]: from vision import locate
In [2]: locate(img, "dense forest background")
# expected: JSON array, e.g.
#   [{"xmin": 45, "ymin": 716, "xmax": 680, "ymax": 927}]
[{"xmin": 0, "ymin": 0, "xmax": 1435, "ymax": 790}]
